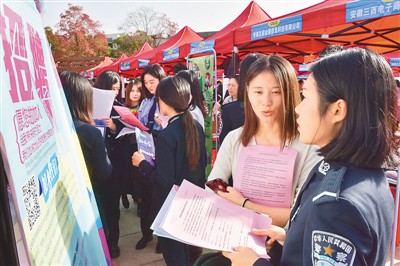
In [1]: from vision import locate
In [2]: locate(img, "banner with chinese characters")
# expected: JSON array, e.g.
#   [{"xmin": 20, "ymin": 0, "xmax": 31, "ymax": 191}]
[
  {"xmin": 251, "ymin": 15, "xmax": 302, "ymax": 41},
  {"xmin": 346, "ymin": 0, "xmax": 400, "ymax": 23},
  {"xmin": 0, "ymin": 1, "xmax": 108, "ymax": 265},
  {"xmin": 187, "ymin": 55, "xmax": 214, "ymax": 175}
]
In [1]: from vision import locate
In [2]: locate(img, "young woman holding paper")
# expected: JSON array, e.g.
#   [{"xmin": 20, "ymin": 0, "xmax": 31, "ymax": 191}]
[
  {"xmin": 132, "ymin": 76, "xmax": 206, "ymax": 266},
  {"xmin": 120, "ymin": 78, "xmax": 146, "ymax": 210},
  {"xmin": 221, "ymin": 47, "xmax": 396, "ymax": 266},
  {"xmin": 93, "ymin": 70, "xmax": 126, "ymax": 258},
  {"xmin": 134, "ymin": 64, "xmax": 167, "ymax": 252},
  {"xmin": 208, "ymin": 55, "xmax": 321, "ymax": 228}
]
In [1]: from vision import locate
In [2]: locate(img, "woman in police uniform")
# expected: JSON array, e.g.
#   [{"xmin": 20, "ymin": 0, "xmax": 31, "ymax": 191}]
[{"xmin": 222, "ymin": 48, "xmax": 397, "ymax": 265}]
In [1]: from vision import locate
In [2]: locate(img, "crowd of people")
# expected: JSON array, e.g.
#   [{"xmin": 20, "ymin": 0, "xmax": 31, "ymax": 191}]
[{"xmin": 60, "ymin": 46, "xmax": 399, "ymax": 266}]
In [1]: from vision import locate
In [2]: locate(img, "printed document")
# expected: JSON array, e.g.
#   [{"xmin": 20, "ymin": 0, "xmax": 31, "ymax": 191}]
[
  {"xmin": 135, "ymin": 128, "xmax": 155, "ymax": 166},
  {"xmin": 234, "ymin": 145, "xmax": 298, "ymax": 208},
  {"xmin": 153, "ymin": 180, "xmax": 271, "ymax": 257}
]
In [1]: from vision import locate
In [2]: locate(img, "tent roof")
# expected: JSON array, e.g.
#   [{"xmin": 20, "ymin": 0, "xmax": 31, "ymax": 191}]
[
  {"xmin": 207, "ymin": 1, "xmax": 271, "ymax": 42},
  {"xmin": 94, "ymin": 42, "xmax": 154, "ymax": 77},
  {"xmin": 234, "ymin": 0, "xmax": 400, "ymax": 63},
  {"xmin": 85, "ymin": 57, "xmax": 113, "ymax": 74},
  {"xmin": 131, "ymin": 42, "xmax": 153, "ymax": 58},
  {"xmin": 154, "ymin": 1, "xmax": 271, "ymax": 72},
  {"xmin": 120, "ymin": 26, "xmax": 202, "ymax": 77},
  {"xmin": 94, "ymin": 53, "xmax": 128, "ymax": 77},
  {"xmin": 208, "ymin": 0, "xmax": 270, "ymax": 55}
]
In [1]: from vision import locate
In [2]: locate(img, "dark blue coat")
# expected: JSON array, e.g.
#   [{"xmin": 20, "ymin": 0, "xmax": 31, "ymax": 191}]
[
  {"xmin": 139, "ymin": 114, "xmax": 207, "ymax": 220},
  {"xmin": 219, "ymin": 101, "xmax": 244, "ymax": 145},
  {"xmin": 254, "ymin": 160, "xmax": 393, "ymax": 266}
]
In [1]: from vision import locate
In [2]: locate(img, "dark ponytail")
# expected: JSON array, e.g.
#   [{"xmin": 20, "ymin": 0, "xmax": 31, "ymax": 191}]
[
  {"xmin": 156, "ymin": 76, "xmax": 200, "ymax": 170},
  {"xmin": 181, "ymin": 111, "xmax": 200, "ymax": 170}
]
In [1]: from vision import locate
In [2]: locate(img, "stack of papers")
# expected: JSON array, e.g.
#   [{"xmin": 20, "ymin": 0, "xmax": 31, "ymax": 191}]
[{"xmin": 151, "ymin": 180, "xmax": 271, "ymax": 258}]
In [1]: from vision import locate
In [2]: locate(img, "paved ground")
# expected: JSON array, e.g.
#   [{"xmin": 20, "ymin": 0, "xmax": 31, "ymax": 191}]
[
  {"xmin": 111, "ymin": 197, "xmax": 166, "ymax": 266},
  {"xmin": 112, "ymin": 197, "xmax": 400, "ymax": 266}
]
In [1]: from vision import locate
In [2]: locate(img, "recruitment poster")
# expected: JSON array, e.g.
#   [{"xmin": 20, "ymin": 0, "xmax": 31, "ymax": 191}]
[
  {"xmin": 187, "ymin": 55, "xmax": 214, "ymax": 175},
  {"xmin": 0, "ymin": 1, "xmax": 108, "ymax": 265}
]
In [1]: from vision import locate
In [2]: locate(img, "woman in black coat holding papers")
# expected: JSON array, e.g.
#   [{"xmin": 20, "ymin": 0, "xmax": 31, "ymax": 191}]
[
  {"xmin": 93, "ymin": 70, "xmax": 126, "ymax": 258},
  {"xmin": 132, "ymin": 76, "xmax": 206, "ymax": 266}
]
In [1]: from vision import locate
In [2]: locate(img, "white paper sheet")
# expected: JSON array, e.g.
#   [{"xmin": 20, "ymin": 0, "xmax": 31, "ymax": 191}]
[{"xmin": 92, "ymin": 87, "xmax": 115, "ymax": 119}]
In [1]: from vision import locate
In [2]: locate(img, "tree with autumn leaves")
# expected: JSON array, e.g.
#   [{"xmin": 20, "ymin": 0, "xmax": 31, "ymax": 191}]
[
  {"xmin": 46, "ymin": 4, "xmax": 179, "ymax": 61},
  {"xmin": 46, "ymin": 4, "xmax": 109, "ymax": 60}
]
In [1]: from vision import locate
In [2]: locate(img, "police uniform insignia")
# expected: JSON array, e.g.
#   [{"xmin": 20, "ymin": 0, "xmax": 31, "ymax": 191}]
[
  {"xmin": 318, "ymin": 160, "xmax": 330, "ymax": 176},
  {"xmin": 312, "ymin": 230, "xmax": 356, "ymax": 266}
]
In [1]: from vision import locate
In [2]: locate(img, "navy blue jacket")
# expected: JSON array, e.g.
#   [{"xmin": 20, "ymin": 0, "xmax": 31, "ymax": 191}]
[
  {"xmin": 219, "ymin": 101, "xmax": 244, "ymax": 145},
  {"xmin": 254, "ymin": 160, "xmax": 393, "ymax": 266},
  {"xmin": 139, "ymin": 114, "xmax": 207, "ymax": 220},
  {"xmin": 74, "ymin": 120, "xmax": 112, "ymax": 189}
]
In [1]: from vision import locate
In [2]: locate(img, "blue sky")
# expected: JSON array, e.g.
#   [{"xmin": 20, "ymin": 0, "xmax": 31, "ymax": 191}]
[{"xmin": 40, "ymin": 0, "xmax": 323, "ymax": 34}]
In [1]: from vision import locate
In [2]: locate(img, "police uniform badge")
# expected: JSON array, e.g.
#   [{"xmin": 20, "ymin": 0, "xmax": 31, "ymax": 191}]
[
  {"xmin": 318, "ymin": 160, "xmax": 330, "ymax": 176},
  {"xmin": 312, "ymin": 230, "xmax": 356, "ymax": 266}
]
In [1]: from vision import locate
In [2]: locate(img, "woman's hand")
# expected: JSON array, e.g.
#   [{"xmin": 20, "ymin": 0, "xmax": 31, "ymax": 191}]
[
  {"xmin": 217, "ymin": 186, "xmax": 246, "ymax": 206},
  {"xmin": 222, "ymin": 246, "xmax": 260, "ymax": 266},
  {"xmin": 132, "ymin": 151, "xmax": 145, "ymax": 167},
  {"xmin": 101, "ymin": 117, "xmax": 116, "ymax": 132},
  {"xmin": 154, "ymin": 115, "xmax": 163, "ymax": 128},
  {"xmin": 252, "ymin": 225, "xmax": 286, "ymax": 250}
]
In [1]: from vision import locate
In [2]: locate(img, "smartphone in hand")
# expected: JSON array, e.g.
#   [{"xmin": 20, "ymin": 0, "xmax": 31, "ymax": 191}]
[{"xmin": 206, "ymin": 178, "xmax": 228, "ymax": 193}]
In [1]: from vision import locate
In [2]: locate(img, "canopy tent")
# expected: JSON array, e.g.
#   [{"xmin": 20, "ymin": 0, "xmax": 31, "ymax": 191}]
[
  {"xmin": 84, "ymin": 57, "xmax": 113, "ymax": 79},
  {"xmin": 94, "ymin": 42, "xmax": 153, "ymax": 77},
  {"xmin": 154, "ymin": 1, "xmax": 271, "ymax": 74},
  {"xmin": 93, "ymin": 53, "xmax": 128, "ymax": 77},
  {"xmin": 120, "ymin": 26, "xmax": 203, "ymax": 77},
  {"xmin": 233, "ymin": 0, "xmax": 400, "ymax": 64},
  {"xmin": 205, "ymin": 0, "xmax": 271, "ymax": 56}
]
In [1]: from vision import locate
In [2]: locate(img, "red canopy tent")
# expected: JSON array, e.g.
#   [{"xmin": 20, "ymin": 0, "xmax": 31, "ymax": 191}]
[
  {"xmin": 205, "ymin": 0, "xmax": 270, "ymax": 57},
  {"xmin": 234, "ymin": 0, "xmax": 400, "ymax": 64},
  {"xmin": 84, "ymin": 57, "xmax": 113, "ymax": 79},
  {"xmin": 154, "ymin": 1, "xmax": 271, "ymax": 73},
  {"xmin": 93, "ymin": 53, "xmax": 128, "ymax": 77},
  {"xmin": 95, "ymin": 42, "xmax": 154, "ymax": 77},
  {"xmin": 120, "ymin": 26, "xmax": 203, "ymax": 77}
]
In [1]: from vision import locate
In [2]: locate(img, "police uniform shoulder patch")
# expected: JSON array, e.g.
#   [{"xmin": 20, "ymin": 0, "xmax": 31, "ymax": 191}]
[{"xmin": 312, "ymin": 230, "xmax": 356, "ymax": 266}]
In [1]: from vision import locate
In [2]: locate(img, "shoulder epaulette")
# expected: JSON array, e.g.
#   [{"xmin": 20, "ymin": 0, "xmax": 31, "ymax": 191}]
[{"xmin": 312, "ymin": 165, "xmax": 347, "ymax": 205}]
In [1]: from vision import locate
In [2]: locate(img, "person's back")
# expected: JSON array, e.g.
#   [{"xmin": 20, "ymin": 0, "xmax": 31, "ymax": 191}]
[
  {"xmin": 60, "ymin": 71, "xmax": 112, "ymax": 236},
  {"xmin": 132, "ymin": 76, "xmax": 206, "ymax": 266},
  {"xmin": 150, "ymin": 116, "xmax": 206, "ymax": 218}
]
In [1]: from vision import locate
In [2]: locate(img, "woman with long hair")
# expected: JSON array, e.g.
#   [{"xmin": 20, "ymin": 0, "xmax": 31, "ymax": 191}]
[
  {"xmin": 120, "ymin": 78, "xmax": 146, "ymax": 210},
  {"xmin": 135, "ymin": 64, "xmax": 167, "ymax": 252},
  {"xmin": 219, "ymin": 53, "xmax": 262, "ymax": 144},
  {"xmin": 60, "ymin": 71, "xmax": 112, "ymax": 234},
  {"xmin": 176, "ymin": 70, "xmax": 207, "ymax": 129},
  {"xmin": 93, "ymin": 70, "xmax": 125, "ymax": 258},
  {"xmin": 208, "ymin": 55, "xmax": 321, "ymax": 228},
  {"xmin": 132, "ymin": 76, "xmax": 206, "ymax": 265}
]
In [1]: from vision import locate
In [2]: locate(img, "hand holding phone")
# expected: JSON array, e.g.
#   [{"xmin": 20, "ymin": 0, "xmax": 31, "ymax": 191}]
[{"xmin": 206, "ymin": 178, "xmax": 228, "ymax": 193}]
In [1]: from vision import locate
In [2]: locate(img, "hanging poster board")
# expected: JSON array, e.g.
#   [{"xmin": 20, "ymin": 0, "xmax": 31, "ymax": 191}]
[
  {"xmin": 0, "ymin": 1, "xmax": 108, "ymax": 265},
  {"xmin": 187, "ymin": 55, "xmax": 214, "ymax": 175}
]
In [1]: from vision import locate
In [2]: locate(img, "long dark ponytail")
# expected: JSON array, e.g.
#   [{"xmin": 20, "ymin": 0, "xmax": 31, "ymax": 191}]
[{"xmin": 156, "ymin": 76, "xmax": 200, "ymax": 170}]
